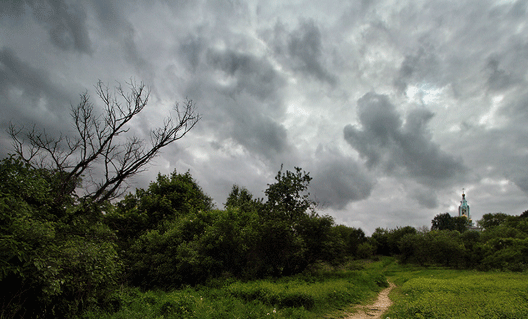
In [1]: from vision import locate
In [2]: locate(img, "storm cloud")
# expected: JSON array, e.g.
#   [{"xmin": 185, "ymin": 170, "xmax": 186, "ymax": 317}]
[
  {"xmin": 2, "ymin": 0, "xmax": 528, "ymax": 234},
  {"xmin": 344, "ymin": 92, "xmax": 465, "ymax": 187}
]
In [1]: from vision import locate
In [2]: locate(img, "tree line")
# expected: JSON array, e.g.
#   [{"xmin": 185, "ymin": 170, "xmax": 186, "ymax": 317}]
[{"xmin": 370, "ymin": 211, "xmax": 528, "ymax": 270}]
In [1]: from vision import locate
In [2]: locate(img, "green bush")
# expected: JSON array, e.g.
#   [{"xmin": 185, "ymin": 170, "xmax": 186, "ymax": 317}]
[{"xmin": 0, "ymin": 157, "xmax": 122, "ymax": 318}]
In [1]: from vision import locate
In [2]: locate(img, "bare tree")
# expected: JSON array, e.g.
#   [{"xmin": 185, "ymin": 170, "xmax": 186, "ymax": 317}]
[{"xmin": 8, "ymin": 80, "xmax": 200, "ymax": 203}]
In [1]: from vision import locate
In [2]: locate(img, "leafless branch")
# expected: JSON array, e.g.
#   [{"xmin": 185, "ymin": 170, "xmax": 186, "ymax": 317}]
[{"xmin": 7, "ymin": 80, "xmax": 200, "ymax": 204}]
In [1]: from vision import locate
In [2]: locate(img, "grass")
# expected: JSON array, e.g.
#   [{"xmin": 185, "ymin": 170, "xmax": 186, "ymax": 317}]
[
  {"xmin": 83, "ymin": 258, "xmax": 528, "ymax": 318},
  {"xmin": 81, "ymin": 260, "xmax": 389, "ymax": 319},
  {"xmin": 384, "ymin": 263, "xmax": 528, "ymax": 319}
]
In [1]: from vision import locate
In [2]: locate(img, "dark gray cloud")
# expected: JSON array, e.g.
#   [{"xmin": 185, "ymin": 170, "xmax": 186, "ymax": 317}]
[
  {"xmin": 260, "ymin": 19, "xmax": 337, "ymax": 85},
  {"xmin": 485, "ymin": 58, "xmax": 518, "ymax": 92},
  {"xmin": 410, "ymin": 187, "xmax": 439, "ymax": 209},
  {"xmin": 179, "ymin": 35, "xmax": 205, "ymax": 72},
  {"xmin": 310, "ymin": 146, "xmax": 374, "ymax": 209},
  {"xmin": 0, "ymin": 48, "xmax": 71, "ymax": 120},
  {"xmin": 0, "ymin": 0, "xmax": 92, "ymax": 54},
  {"xmin": 91, "ymin": 0, "xmax": 150, "ymax": 77},
  {"xmin": 288, "ymin": 20, "xmax": 337, "ymax": 85},
  {"xmin": 179, "ymin": 43, "xmax": 292, "ymax": 164},
  {"xmin": 394, "ymin": 45, "xmax": 443, "ymax": 93},
  {"xmin": 344, "ymin": 92, "xmax": 465, "ymax": 187},
  {"xmin": 206, "ymin": 49, "xmax": 285, "ymax": 103}
]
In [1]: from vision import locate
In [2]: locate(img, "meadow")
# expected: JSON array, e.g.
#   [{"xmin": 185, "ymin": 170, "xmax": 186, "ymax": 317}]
[{"xmin": 384, "ymin": 263, "xmax": 528, "ymax": 319}]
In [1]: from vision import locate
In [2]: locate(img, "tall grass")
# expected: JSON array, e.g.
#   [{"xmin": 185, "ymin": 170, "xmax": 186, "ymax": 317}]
[{"xmin": 82, "ymin": 260, "xmax": 389, "ymax": 319}]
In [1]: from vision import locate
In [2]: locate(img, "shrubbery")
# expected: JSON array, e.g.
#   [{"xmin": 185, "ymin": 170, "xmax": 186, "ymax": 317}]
[
  {"xmin": 374, "ymin": 212, "xmax": 528, "ymax": 271},
  {"xmin": 0, "ymin": 157, "xmax": 122, "ymax": 318}
]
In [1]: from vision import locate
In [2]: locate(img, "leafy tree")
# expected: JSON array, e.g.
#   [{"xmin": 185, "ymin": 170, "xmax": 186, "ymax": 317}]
[
  {"xmin": 371, "ymin": 228, "xmax": 390, "ymax": 255},
  {"xmin": 224, "ymin": 185, "xmax": 262, "ymax": 212},
  {"xmin": 0, "ymin": 157, "xmax": 122, "ymax": 318},
  {"xmin": 106, "ymin": 170, "xmax": 213, "ymax": 248},
  {"xmin": 333, "ymin": 225, "xmax": 367, "ymax": 257},
  {"xmin": 356, "ymin": 242, "xmax": 376, "ymax": 259},
  {"xmin": 478, "ymin": 212, "xmax": 510, "ymax": 230},
  {"xmin": 431, "ymin": 212, "xmax": 454, "ymax": 231},
  {"xmin": 257, "ymin": 166, "xmax": 321, "ymax": 275},
  {"xmin": 8, "ymin": 80, "xmax": 200, "ymax": 204},
  {"xmin": 481, "ymin": 237, "xmax": 528, "ymax": 271},
  {"xmin": 427, "ymin": 230, "xmax": 465, "ymax": 267},
  {"xmin": 127, "ymin": 208, "xmax": 261, "ymax": 288},
  {"xmin": 453, "ymin": 216, "xmax": 470, "ymax": 233},
  {"xmin": 387, "ymin": 226, "xmax": 417, "ymax": 255},
  {"xmin": 264, "ymin": 166, "xmax": 315, "ymax": 222},
  {"xmin": 461, "ymin": 230, "xmax": 483, "ymax": 268},
  {"xmin": 401, "ymin": 232, "xmax": 433, "ymax": 266},
  {"xmin": 297, "ymin": 214, "xmax": 339, "ymax": 265}
]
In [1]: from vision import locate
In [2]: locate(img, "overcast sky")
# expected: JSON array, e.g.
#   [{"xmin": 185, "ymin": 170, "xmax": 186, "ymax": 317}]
[{"xmin": 2, "ymin": 0, "xmax": 527, "ymax": 234}]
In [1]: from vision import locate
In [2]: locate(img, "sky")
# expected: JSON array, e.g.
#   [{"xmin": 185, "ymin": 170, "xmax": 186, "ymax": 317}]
[{"xmin": 1, "ymin": 0, "xmax": 528, "ymax": 234}]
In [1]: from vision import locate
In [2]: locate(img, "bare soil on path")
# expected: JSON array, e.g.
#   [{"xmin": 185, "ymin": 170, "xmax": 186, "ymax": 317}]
[{"xmin": 344, "ymin": 282, "xmax": 396, "ymax": 319}]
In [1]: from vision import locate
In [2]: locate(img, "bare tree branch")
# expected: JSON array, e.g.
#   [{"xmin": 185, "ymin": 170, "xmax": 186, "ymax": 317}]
[{"xmin": 7, "ymin": 80, "xmax": 201, "ymax": 204}]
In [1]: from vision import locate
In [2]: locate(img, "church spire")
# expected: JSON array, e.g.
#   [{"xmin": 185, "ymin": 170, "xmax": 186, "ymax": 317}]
[{"xmin": 459, "ymin": 188, "xmax": 472, "ymax": 226}]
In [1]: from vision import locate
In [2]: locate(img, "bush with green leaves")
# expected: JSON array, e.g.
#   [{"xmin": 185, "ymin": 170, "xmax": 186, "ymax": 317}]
[
  {"xmin": 126, "ymin": 208, "xmax": 260, "ymax": 288},
  {"xmin": 106, "ymin": 170, "xmax": 214, "ymax": 247},
  {"xmin": 0, "ymin": 156, "xmax": 122, "ymax": 318}
]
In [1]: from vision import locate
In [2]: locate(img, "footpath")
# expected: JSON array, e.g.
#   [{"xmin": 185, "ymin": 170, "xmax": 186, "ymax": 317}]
[{"xmin": 344, "ymin": 282, "xmax": 395, "ymax": 319}]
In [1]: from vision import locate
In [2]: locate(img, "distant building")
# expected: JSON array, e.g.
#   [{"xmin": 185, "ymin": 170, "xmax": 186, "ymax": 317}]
[
  {"xmin": 457, "ymin": 189, "xmax": 481, "ymax": 231},
  {"xmin": 458, "ymin": 190, "xmax": 472, "ymax": 225}
]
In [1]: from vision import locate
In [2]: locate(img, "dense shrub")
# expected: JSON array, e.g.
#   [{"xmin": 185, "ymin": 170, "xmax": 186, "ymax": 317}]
[{"xmin": 0, "ymin": 157, "xmax": 122, "ymax": 318}]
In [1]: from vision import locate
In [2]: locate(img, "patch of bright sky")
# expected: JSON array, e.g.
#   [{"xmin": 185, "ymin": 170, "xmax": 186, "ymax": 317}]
[
  {"xmin": 481, "ymin": 177, "xmax": 510, "ymax": 193},
  {"xmin": 217, "ymin": 138, "xmax": 247, "ymax": 158},
  {"xmin": 406, "ymin": 84, "xmax": 446, "ymax": 106},
  {"xmin": 478, "ymin": 95, "xmax": 503, "ymax": 128}
]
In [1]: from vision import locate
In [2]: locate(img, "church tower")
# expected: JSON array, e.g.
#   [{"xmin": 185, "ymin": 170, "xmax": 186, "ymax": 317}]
[{"xmin": 458, "ymin": 189, "xmax": 472, "ymax": 226}]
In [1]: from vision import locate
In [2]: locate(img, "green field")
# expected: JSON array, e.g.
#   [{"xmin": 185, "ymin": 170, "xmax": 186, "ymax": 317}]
[{"xmin": 384, "ymin": 263, "xmax": 528, "ymax": 319}]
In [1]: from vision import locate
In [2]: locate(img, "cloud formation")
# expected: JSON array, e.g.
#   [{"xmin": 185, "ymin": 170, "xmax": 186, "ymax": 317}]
[
  {"xmin": 1, "ymin": 0, "xmax": 528, "ymax": 234},
  {"xmin": 344, "ymin": 92, "xmax": 465, "ymax": 187},
  {"xmin": 1, "ymin": 0, "xmax": 92, "ymax": 54},
  {"xmin": 310, "ymin": 146, "xmax": 374, "ymax": 209}
]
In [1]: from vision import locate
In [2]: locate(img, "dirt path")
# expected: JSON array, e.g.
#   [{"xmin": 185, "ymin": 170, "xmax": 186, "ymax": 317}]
[{"xmin": 344, "ymin": 282, "xmax": 396, "ymax": 319}]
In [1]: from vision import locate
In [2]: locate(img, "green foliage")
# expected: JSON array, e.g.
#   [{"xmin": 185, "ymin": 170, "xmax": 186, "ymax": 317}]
[
  {"xmin": 398, "ymin": 211, "xmax": 528, "ymax": 271},
  {"xmin": 224, "ymin": 185, "xmax": 262, "ymax": 212},
  {"xmin": 480, "ymin": 237, "xmax": 528, "ymax": 271},
  {"xmin": 118, "ymin": 166, "xmax": 362, "ymax": 289},
  {"xmin": 125, "ymin": 207, "xmax": 264, "ymax": 288},
  {"xmin": 478, "ymin": 212, "xmax": 511, "ymax": 230},
  {"xmin": 264, "ymin": 166, "xmax": 314, "ymax": 222},
  {"xmin": 0, "ymin": 156, "xmax": 122, "ymax": 318},
  {"xmin": 397, "ymin": 230, "xmax": 465, "ymax": 267},
  {"xmin": 106, "ymin": 170, "xmax": 214, "ymax": 244},
  {"xmin": 431, "ymin": 213, "xmax": 469, "ymax": 232},
  {"xmin": 333, "ymin": 225, "xmax": 367, "ymax": 257},
  {"xmin": 371, "ymin": 226, "xmax": 418, "ymax": 257},
  {"xmin": 371, "ymin": 227, "xmax": 390, "ymax": 255}
]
